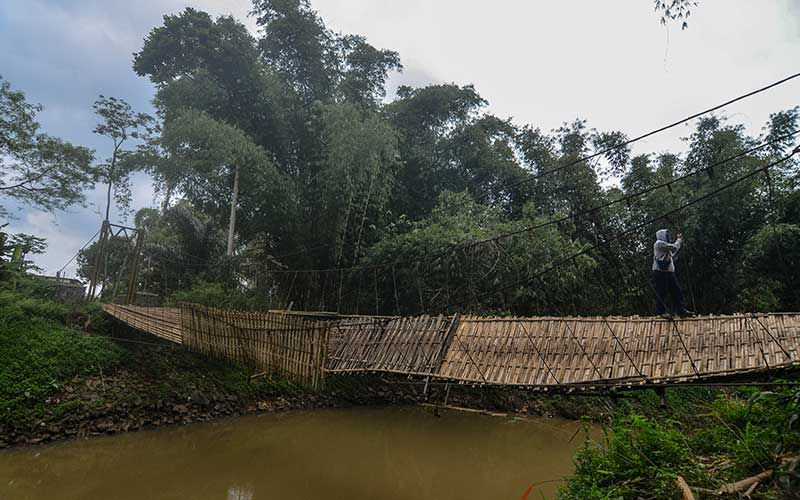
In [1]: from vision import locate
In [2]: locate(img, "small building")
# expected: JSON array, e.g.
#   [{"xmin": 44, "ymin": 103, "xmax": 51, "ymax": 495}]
[{"xmin": 38, "ymin": 275, "xmax": 86, "ymax": 304}]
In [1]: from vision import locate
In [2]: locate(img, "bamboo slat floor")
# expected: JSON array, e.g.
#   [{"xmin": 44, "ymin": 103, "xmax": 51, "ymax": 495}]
[
  {"xmin": 104, "ymin": 305, "xmax": 800, "ymax": 388},
  {"xmin": 103, "ymin": 304, "xmax": 183, "ymax": 344}
]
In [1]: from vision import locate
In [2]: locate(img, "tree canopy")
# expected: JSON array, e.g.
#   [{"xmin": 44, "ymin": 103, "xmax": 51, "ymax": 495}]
[
  {"xmin": 17, "ymin": 0, "xmax": 798, "ymax": 318},
  {"xmin": 0, "ymin": 77, "xmax": 94, "ymax": 217},
  {"xmin": 112, "ymin": 1, "xmax": 800, "ymax": 316}
]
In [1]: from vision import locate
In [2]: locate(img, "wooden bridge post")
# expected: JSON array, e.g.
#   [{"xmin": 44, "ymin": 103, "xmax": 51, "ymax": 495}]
[
  {"xmin": 87, "ymin": 220, "xmax": 110, "ymax": 301},
  {"xmin": 125, "ymin": 229, "xmax": 145, "ymax": 305}
]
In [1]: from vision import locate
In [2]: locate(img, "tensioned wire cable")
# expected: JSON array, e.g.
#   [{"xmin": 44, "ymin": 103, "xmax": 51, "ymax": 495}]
[
  {"xmin": 464, "ymin": 71, "xmax": 800, "ymax": 205},
  {"xmin": 443, "ymin": 147, "xmax": 800, "ymax": 311},
  {"xmin": 299, "ymin": 134, "xmax": 800, "ymax": 313},
  {"xmin": 57, "ymin": 229, "xmax": 101, "ymax": 275},
  {"xmin": 258, "ymin": 71, "xmax": 800, "ymax": 269},
  {"xmin": 265, "ymin": 130, "xmax": 799, "ymax": 275}
]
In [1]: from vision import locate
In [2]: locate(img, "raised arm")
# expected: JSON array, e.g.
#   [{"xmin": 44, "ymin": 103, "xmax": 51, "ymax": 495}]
[{"xmin": 656, "ymin": 234, "xmax": 683, "ymax": 253}]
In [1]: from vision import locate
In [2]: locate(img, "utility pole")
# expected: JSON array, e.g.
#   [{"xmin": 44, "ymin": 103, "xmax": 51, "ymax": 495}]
[{"xmin": 226, "ymin": 164, "xmax": 240, "ymax": 256}]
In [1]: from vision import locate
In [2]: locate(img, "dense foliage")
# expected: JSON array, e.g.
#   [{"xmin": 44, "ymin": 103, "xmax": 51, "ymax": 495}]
[
  {"xmin": 62, "ymin": 0, "xmax": 798, "ymax": 317},
  {"xmin": 0, "ymin": 279, "xmax": 125, "ymax": 425},
  {"xmin": 561, "ymin": 386, "xmax": 800, "ymax": 499}
]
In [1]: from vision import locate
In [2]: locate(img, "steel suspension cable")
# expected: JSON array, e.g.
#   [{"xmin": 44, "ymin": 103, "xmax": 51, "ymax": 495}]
[
  {"xmin": 447, "ymin": 149, "xmax": 800, "ymax": 310},
  {"xmin": 268, "ymin": 131, "xmax": 798, "ymax": 276}
]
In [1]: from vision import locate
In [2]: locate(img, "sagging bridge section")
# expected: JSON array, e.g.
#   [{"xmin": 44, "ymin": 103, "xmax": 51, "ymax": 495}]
[{"xmin": 104, "ymin": 304, "xmax": 800, "ymax": 390}]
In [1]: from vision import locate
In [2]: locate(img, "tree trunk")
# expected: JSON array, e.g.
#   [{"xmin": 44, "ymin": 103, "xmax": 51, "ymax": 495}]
[
  {"xmin": 104, "ymin": 176, "xmax": 113, "ymax": 222},
  {"xmin": 226, "ymin": 165, "xmax": 240, "ymax": 257},
  {"xmin": 104, "ymin": 145, "xmax": 118, "ymax": 222},
  {"xmin": 161, "ymin": 179, "xmax": 174, "ymax": 214}
]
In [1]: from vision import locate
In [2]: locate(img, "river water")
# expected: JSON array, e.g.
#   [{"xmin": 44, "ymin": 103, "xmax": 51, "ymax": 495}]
[{"xmin": 0, "ymin": 407, "xmax": 590, "ymax": 500}]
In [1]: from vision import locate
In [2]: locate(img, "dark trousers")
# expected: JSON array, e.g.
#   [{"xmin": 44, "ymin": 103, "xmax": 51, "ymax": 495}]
[{"xmin": 654, "ymin": 270, "xmax": 685, "ymax": 314}]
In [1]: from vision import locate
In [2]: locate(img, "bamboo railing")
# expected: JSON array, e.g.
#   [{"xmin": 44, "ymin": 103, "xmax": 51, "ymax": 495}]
[
  {"xmin": 181, "ymin": 304, "xmax": 328, "ymax": 389},
  {"xmin": 104, "ymin": 305, "xmax": 800, "ymax": 389}
]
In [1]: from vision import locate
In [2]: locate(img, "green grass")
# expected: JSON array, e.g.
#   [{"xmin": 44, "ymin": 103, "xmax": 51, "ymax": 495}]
[
  {"xmin": 560, "ymin": 385, "xmax": 800, "ymax": 499},
  {"xmin": 0, "ymin": 314, "xmax": 125, "ymax": 425},
  {"xmin": 0, "ymin": 284, "xmax": 300, "ymax": 429}
]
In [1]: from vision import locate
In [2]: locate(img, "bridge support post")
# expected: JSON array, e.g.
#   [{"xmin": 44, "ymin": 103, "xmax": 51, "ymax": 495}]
[
  {"xmin": 656, "ymin": 386, "xmax": 667, "ymax": 408},
  {"xmin": 125, "ymin": 229, "xmax": 145, "ymax": 305},
  {"xmin": 87, "ymin": 220, "xmax": 110, "ymax": 301}
]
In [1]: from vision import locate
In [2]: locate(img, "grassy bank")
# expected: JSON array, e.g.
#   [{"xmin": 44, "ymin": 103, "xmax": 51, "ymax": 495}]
[
  {"xmin": 2, "ymin": 286, "xmax": 799, "ymax": 498},
  {"xmin": 0, "ymin": 287, "xmax": 324, "ymax": 447}
]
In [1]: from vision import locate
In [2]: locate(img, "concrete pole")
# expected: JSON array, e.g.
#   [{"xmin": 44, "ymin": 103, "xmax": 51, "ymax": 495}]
[{"xmin": 226, "ymin": 165, "xmax": 240, "ymax": 257}]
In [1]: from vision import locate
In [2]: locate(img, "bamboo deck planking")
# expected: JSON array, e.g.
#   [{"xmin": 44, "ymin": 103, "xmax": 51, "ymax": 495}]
[{"xmin": 104, "ymin": 305, "xmax": 800, "ymax": 389}]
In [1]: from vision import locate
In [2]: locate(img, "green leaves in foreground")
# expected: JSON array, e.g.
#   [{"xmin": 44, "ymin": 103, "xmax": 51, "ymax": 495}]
[
  {"xmin": 562, "ymin": 415, "xmax": 700, "ymax": 499},
  {"xmin": 561, "ymin": 386, "xmax": 800, "ymax": 499}
]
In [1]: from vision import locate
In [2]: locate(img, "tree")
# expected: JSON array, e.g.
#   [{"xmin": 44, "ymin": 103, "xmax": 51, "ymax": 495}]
[
  {"xmin": 654, "ymin": 0, "xmax": 698, "ymax": 30},
  {"xmin": 337, "ymin": 35, "xmax": 402, "ymax": 107},
  {"xmin": 738, "ymin": 224, "xmax": 800, "ymax": 311},
  {"xmin": 312, "ymin": 103, "xmax": 399, "ymax": 267},
  {"xmin": 160, "ymin": 109, "xmax": 295, "ymax": 256},
  {"xmin": 252, "ymin": 0, "xmax": 339, "ymax": 103},
  {"xmin": 0, "ymin": 77, "xmax": 94, "ymax": 217},
  {"xmin": 92, "ymin": 96, "xmax": 154, "ymax": 221},
  {"xmin": 385, "ymin": 83, "xmax": 488, "ymax": 219}
]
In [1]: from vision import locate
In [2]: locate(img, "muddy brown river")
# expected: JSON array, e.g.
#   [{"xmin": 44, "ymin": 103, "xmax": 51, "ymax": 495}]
[{"xmin": 0, "ymin": 407, "xmax": 592, "ymax": 500}]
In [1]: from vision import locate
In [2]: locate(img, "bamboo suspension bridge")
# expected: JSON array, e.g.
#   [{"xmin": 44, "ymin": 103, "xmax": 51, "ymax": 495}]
[
  {"xmin": 86, "ymin": 74, "xmax": 800, "ymax": 391},
  {"xmin": 104, "ymin": 304, "xmax": 800, "ymax": 390}
]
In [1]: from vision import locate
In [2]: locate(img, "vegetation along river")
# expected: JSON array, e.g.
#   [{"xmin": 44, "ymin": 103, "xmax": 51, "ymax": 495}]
[{"xmin": 0, "ymin": 407, "xmax": 593, "ymax": 500}]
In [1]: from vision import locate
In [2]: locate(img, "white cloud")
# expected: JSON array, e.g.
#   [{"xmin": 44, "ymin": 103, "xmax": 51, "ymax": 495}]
[{"xmin": 7, "ymin": 211, "xmax": 86, "ymax": 277}]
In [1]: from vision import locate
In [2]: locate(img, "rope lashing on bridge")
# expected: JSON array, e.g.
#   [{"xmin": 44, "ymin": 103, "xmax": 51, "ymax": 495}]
[
  {"xmin": 516, "ymin": 320, "xmax": 562, "ymax": 385},
  {"xmin": 667, "ymin": 320, "xmax": 701, "ymax": 378},
  {"xmin": 744, "ymin": 315, "xmax": 773, "ymax": 372},
  {"xmin": 750, "ymin": 313, "xmax": 793, "ymax": 361},
  {"xmin": 561, "ymin": 319, "xmax": 605, "ymax": 380},
  {"xmin": 601, "ymin": 317, "xmax": 652, "ymax": 382}
]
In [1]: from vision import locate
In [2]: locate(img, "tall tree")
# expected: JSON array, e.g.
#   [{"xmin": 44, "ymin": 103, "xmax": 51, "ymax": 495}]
[
  {"xmin": 92, "ymin": 96, "xmax": 153, "ymax": 221},
  {"xmin": 160, "ymin": 109, "xmax": 295, "ymax": 256},
  {"xmin": 0, "ymin": 77, "xmax": 94, "ymax": 217},
  {"xmin": 252, "ymin": 0, "xmax": 338, "ymax": 103}
]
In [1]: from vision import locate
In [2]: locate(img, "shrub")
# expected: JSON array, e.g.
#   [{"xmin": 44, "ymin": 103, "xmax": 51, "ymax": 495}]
[
  {"xmin": 560, "ymin": 415, "xmax": 704, "ymax": 499},
  {"xmin": 0, "ymin": 290, "xmax": 69, "ymax": 325},
  {"xmin": 167, "ymin": 280, "xmax": 265, "ymax": 310},
  {"xmin": 0, "ymin": 317, "xmax": 125, "ymax": 425}
]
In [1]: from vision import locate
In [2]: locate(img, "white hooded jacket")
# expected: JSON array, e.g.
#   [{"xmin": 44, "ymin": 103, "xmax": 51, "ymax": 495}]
[{"xmin": 652, "ymin": 229, "xmax": 682, "ymax": 273}]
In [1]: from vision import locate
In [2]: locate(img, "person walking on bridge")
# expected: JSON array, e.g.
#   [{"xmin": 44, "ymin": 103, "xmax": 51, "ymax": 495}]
[{"xmin": 653, "ymin": 229, "xmax": 693, "ymax": 318}]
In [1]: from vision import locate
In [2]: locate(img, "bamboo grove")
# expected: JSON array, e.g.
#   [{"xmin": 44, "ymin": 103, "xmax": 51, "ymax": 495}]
[{"xmin": 3, "ymin": 1, "xmax": 799, "ymax": 318}]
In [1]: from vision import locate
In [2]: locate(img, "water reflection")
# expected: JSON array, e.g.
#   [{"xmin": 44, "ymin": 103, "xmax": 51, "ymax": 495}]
[
  {"xmin": 227, "ymin": 486, "xmax": 253, "ymax": 500},
  {"xmin": 0, "ymin": 407, "xmax": 591, "ymax": 500}
]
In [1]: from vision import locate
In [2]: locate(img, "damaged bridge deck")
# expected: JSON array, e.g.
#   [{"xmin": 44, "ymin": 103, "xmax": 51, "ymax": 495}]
[{"xmin": 104, "ymin": 304, "xmax": 800, "ymax": 388}]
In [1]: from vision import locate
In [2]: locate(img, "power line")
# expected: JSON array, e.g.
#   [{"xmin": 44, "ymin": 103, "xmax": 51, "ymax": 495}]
[
  {"xmin": 265, "ymin": 131, "xmax": 798, "ymax": 275},
  {"xmin": 448, "ymin": 148, "xmax": 799, "ymax": 310},
  {"xmin": 57, "ymin": 229, "xmax": 101, "ymax": 275},
  {"xmin": 474, "ymin": 71, "xmax": 800, "ymax": 204},
  {"xmin": 224, "ymin": 72, "xmax": 800, "ymax": 274}
]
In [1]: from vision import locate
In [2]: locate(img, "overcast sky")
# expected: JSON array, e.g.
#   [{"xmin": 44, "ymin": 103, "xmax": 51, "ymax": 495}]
[{"xmin": 2, "ymin": 0, "xmax": 799, "ymax": 276}]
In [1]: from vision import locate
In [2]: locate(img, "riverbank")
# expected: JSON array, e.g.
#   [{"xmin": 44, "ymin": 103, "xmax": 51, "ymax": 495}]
[
  {"xmin": 0, "ymin": 323, "xmax": 613, "ymax": 448},
  {"xmin": 2, "ymin": 290, "xmax": 798, "ymax": 498},
  {"xmin": 0, "ymin": 294, "xmax": 667, "ymax": 448},
  {"xmin": 0, "ymin": 321, "xmax": 716, "ymax": 450},
  {"xmin": 0, "ymin": 289, "xmax": 343, "ymax": 448}
]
